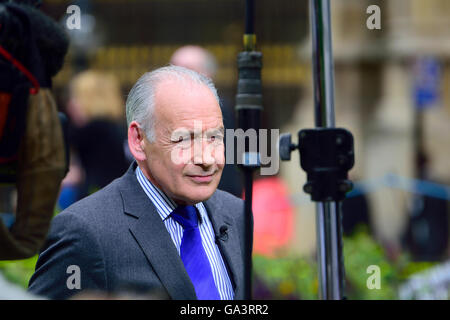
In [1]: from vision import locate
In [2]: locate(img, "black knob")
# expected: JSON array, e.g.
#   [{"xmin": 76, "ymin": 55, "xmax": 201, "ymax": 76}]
[{"xmin": 279, "ymin": 133, "xmax": 296, "ymax": 161}]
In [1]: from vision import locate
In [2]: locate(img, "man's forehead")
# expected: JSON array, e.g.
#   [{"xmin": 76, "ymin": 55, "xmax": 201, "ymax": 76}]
[
  {"xmin": 166, "ymin": 119, "xmax": 224, "ymax": 133},
  {"xmin": 154, "ymin": 79, "xmax": 221, "ymax": 120},
  {"xmin": 154, "ymin": 77, "xmax": 209, "ymax": 97},
  {"xmin": 177, "ymin": 125, "xmax": 225, "ymax": 133}
]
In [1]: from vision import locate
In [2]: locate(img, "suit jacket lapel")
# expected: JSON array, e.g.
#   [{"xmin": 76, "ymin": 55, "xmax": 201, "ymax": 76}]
[
  {"xmin": 204, "ymin": 194, "xmax": 245, "ymax": 299},
  {"xmin": 118, "ymin": 164, "xmax": 197, "ymax": 300}
]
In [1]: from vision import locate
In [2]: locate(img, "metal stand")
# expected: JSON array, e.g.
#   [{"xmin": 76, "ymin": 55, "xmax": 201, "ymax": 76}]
[
  {"xmin": 310, "ymin": 0, "xmax": 344, "ymax": 301},
  {"xmin": 279, "ymin": 0, "xmax": 355, "ymax": 300},
  {"xmin": 310, "ymin": 0, "xmax": 345, "ymax": 300}
]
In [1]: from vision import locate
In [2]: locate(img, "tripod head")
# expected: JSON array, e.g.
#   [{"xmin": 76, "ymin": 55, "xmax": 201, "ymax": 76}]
[{"xmin": 279, "ymin": 127, "xmax": 354, "ymax": 202}]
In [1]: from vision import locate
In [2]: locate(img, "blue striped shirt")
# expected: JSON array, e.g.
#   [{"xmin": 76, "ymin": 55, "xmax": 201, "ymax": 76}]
[{"xmin": 135, "ymin": 166, "xmax": 234, "ymax": 300}]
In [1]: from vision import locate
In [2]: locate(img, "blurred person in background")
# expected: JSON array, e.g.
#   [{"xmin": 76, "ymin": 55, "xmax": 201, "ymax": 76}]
[
  {"xmin": 170, "ymin": 45, "xmax": 243, "ymax": 198},
  {"xmin": 59, "ymin": 70, "xmax": 131, "ymax": 209}
]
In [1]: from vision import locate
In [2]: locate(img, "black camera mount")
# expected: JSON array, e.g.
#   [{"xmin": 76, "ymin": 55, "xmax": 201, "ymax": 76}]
[{"xmin": 279, "ymin": 128, "xmax": 354, "ymax": 202}]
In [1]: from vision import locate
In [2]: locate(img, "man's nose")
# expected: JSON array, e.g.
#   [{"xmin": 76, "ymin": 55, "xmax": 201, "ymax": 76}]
[{"xmin": 193, "ymin": 138, "xmax": 215, "ymax": 166}]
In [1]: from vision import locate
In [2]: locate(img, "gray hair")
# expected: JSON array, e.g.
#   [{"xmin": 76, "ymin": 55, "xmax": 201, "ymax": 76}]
[{"xmin": 125, "ymin": 65, "xmax": 220, "ymax": 142}]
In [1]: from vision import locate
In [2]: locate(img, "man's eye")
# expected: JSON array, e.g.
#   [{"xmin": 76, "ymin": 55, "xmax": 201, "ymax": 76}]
[
  {"xmin": 208, "ymin": 134, "xmax": 223, "ymax": 143},
  {"xmin": 173, "ymin": 136, "xmax": 189, "ymax": 143}
]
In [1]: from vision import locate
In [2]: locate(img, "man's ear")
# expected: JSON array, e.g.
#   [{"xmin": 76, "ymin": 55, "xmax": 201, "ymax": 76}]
[{"xmin": 128, "ymin": 121, "xmax": 147, "ymax": 162}]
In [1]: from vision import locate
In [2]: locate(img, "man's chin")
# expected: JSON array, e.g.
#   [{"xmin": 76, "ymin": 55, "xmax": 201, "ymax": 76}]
[{"xmin": 176, "ymin": 185, "xmax": 217, "ymax": 205}]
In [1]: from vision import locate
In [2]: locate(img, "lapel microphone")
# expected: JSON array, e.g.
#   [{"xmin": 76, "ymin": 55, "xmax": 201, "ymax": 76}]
[{"xmin": 216, "ymin": 225, "xmax": 228, "ymax": 242}]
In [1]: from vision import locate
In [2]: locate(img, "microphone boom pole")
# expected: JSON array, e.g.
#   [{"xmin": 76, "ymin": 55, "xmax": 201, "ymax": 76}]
[{"xmin": 235, "ymin": 0, "xmax": 262, "ymax": 300}]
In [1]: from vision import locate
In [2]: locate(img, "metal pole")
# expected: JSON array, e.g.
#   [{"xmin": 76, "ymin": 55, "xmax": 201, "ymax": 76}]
[
  {"xmin": 236, "ymin": 0, "xmax": 261, "ymax": 299},
  {"xmin": 309, "ymin": 0, "xmax": 345, "ymax": 300}
]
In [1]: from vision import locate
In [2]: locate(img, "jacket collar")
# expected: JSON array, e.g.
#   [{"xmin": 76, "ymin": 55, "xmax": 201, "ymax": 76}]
[{"xmin": 118, "ymin": 162, "xmax": 196, "ymax": 299}]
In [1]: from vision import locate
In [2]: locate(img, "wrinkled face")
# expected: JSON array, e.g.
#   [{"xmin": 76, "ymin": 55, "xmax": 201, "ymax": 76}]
[{"xmin": 139, "ymin": 79, "xmax": 225, "ymax": 205}]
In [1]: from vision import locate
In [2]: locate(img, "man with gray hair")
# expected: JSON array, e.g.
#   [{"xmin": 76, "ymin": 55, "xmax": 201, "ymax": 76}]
[
  {"xmin": 28, "ymin": 66, "xmax": 251, "ymax": 300},
  {"xmin": 170, "ymin": 45, "xmax": 243, "ymax": 198}
]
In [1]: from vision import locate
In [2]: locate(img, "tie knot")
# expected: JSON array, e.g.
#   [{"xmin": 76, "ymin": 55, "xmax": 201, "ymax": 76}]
[{"xmin": 171, "ymin": 205, "xmax": 199, "ymax": 229}]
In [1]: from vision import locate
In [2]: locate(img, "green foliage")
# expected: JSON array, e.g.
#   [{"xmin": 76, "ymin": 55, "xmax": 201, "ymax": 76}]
[
  {"xmin": 343, "ymin": 226, "xmax": 398, "ymax": 299},
  {"xmin": 253, "ymin": 254, "xmax": 317, "ymax": 299},
  {"xmin": 397, "ymin": 260, "xmax": 436, "ymax": 280},
  {"xmin": 252, "ymin": 226, "xmax": 435, "ymax": 300},
  {"xmin": 0, "ymin": 255, "xmax": 38, "ymax": 289}
]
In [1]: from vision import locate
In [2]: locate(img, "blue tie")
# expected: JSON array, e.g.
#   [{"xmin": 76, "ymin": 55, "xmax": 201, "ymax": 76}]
[{"xmin": 171, "ymin": 205, "xmax": 221, "ymax": 300}]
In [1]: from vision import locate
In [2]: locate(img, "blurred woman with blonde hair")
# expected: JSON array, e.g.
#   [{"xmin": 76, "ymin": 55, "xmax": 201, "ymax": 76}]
[{"xmin": 60, "ymin": 70, "xmax": 130, "ymax": 209}]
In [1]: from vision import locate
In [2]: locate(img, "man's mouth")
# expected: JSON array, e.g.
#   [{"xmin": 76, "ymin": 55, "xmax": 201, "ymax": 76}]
[{"xmin": 187, "ymin": 173, "xmax": 215, "ymax": 183}]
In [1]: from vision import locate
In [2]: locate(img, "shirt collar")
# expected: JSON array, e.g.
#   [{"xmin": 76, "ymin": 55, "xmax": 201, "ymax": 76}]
[{"xmin": 135, "ymin": 166, "xmax": 204, "ymax": 224}]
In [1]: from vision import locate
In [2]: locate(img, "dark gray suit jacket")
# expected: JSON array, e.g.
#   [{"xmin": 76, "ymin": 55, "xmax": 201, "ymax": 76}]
[{"xmin": 28, "ymin": 163, "xmax": 251, "ymax": 300}]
